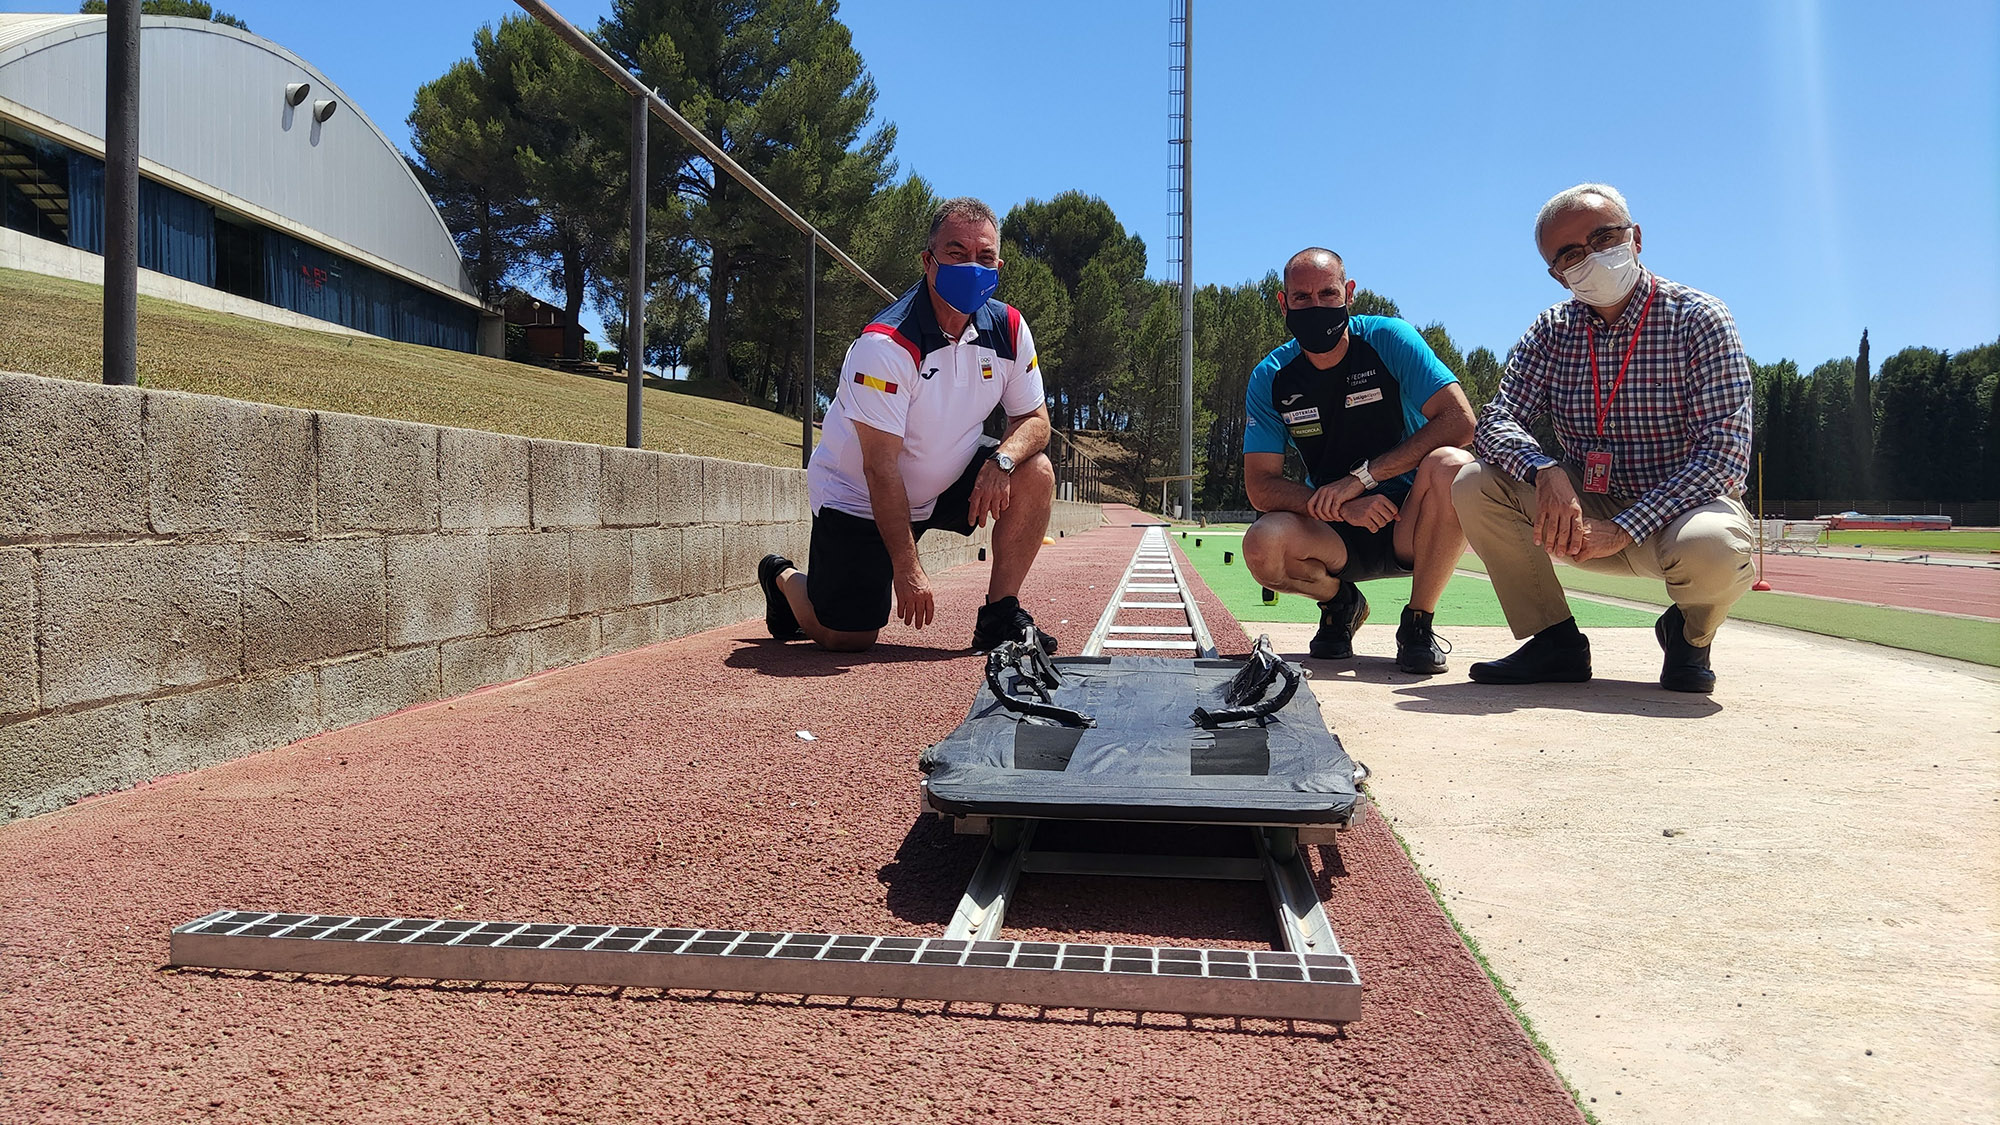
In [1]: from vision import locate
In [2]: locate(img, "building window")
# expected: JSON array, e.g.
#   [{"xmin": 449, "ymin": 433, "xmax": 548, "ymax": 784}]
[
  {"xmin": 0, "ymin": 117, "xmax": 476, "ymax": 352},
  {"xmin": 0, "ymin": 119, "xmax": 72, "ymax": 245}
]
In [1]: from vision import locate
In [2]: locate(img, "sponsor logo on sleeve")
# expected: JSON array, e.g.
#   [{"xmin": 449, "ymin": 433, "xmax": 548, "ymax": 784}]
[
  {"xmin": 1281, "ymin": 406, "xmax": 1321, "ymax": 425},
  {"xmin": 1345, "ymin": 387, "xmax": 1384, "ymax": 407},
  {"xmin": 854, "ymin": 373, "xmax": 899, "ymax": 394}
]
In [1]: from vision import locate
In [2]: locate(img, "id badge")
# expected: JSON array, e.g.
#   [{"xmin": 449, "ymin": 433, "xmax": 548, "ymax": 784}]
[{"xmin": 1583, "ymin": 450, "xmax": 1613, "ymax": 494}]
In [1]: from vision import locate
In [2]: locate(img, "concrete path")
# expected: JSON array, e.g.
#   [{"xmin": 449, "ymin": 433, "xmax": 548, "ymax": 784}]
[{"xmin": 1260, "ymin": 615, "xmax": 2000, "ymax": 1124}]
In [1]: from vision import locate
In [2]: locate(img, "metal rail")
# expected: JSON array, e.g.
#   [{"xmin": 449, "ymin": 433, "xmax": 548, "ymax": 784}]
[
  {"xmin": 512, "ymin": 0, "xmax": 893, "ymax": 302},
  {"xmin": 1082, "ymin": 527, "xmax": 1217, "ymax": 657},
  {"xmin": 940, "ymin": 825, "xmax": 1349, "ymax": 963},
  {"xmin": 171, "ymin": 910, "xmax": 1360, "ymax": 1023}
]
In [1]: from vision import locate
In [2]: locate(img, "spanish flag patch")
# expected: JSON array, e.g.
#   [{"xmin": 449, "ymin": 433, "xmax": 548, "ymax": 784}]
[
  {"xmin": 1026, "ymin": 354, "xmax": 1038, "ymax": 373},
  {"xmin": 980, "ymin": 358, "xmax": 995, "ymax": 381},
  {"xmin": 853, "ymin": 372, "xmax": 898, "ymax": 394}
]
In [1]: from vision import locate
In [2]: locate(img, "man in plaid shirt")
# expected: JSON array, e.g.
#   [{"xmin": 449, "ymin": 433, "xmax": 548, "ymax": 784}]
[{"xmin": 1453, "ymin": 183, "xmax": 1754, "ymax": 693}]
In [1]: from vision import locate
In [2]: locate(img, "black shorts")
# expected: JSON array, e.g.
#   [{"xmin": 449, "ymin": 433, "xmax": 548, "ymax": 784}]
[
  {"xmin": 1257, "ymin": 480, "xmax": 1413, "ymax": 586},
  {"xmin": 806, "ymin": 444, "xmax": 992, "ymax": 633}
]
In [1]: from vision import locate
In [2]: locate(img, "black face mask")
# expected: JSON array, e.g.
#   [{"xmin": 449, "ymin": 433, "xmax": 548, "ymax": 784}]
[{"xmin": 1286, "ymin": 303, "xmax": 1350, "ymax": 354}]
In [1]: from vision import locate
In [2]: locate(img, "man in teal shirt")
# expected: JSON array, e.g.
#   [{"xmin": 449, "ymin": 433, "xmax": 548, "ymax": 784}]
[{"xmin": 1241, "ymin": 248, "xmax": 1476, "ymax": 672}]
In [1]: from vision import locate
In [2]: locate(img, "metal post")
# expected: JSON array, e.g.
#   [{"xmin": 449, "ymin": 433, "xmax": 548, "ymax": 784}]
[
  {"xmin": 625, "ymin": 93, "xmax": 646, "ymax": 449},
  {"xmin": 1176, "ymin": 0, "xmax": 1195, "ymax": 522},
  {"xmin": 101, "ymin": 0, "xmax": 140, "ymax": 387},
  {"xmin": 801, "ymin": 231, "xmax": 815, "ymax": 469}
]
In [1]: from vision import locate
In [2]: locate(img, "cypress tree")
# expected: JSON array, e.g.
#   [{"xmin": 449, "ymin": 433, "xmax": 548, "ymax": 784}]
[{"xmin": 1851, "ymin": 328, "xmax": 1874, "ymax": 501}]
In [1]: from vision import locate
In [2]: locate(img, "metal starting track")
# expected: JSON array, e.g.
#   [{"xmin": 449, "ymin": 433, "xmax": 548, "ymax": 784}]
[
  {"xmin": 171, "ymin": 531, "xmax": 1361, "ymax": 1022},
  {"xmin": 1080, "ymin": 524, "xmax": 1218, "ymax": 657}
]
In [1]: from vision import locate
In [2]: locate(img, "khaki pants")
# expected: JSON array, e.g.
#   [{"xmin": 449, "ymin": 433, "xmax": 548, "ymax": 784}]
[{"xmin": 1452, "ymin": 460, "xmax": 1754, "ymax": 646}]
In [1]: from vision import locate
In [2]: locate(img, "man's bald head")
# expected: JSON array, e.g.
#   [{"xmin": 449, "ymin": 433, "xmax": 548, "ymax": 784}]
[{"xmin": 1282, "ymin": 247, "xmax": 1345, "ymax": 289}]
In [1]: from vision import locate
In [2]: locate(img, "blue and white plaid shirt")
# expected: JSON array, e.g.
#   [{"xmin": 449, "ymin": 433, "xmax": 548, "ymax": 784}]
[{"xmin": 1474, "ymin": 268, "xmax": 1753, "ymax": 542}]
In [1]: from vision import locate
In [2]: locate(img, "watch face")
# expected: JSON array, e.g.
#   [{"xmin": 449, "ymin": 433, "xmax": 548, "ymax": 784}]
[{"xmin": 994, "ymin": 452, "xmax": 1015, "ymax": 473}]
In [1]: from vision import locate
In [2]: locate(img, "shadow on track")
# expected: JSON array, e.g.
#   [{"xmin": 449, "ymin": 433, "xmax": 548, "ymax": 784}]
[
  {"xmin": 1386, "ymin": 679, "xmax": 1724, "ymax": 717},
  {"xmin": 875, "ymin": 816, "xmax": 1351, "ymax": 950},
  {"xmin": 723, "ymin": 638, "xmax": 973, "ymax": 678},
  {"xmin": 164, "ymin": 965, "xmax": 1350, "ymax": 1040}
]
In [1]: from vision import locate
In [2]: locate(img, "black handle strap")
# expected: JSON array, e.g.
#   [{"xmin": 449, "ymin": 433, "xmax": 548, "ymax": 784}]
[
  {"xmin": 985, "ymin": 629, "xmax": 1095, "ymax": 728},
  {"xmin": 1190, "ymin": 634, "xmax": 1300, "ymax": 728}
]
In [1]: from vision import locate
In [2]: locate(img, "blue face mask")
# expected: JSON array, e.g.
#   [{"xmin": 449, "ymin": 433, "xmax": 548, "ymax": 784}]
[{"xmin": 931, "ymin": 260, "xmax": 999, "ymax": 314}]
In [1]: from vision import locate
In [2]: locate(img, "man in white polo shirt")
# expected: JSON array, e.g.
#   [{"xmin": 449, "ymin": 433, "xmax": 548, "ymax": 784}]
[{"xmin": 759, "ymin": 197, "xmax": 1058, "ymax": 654}]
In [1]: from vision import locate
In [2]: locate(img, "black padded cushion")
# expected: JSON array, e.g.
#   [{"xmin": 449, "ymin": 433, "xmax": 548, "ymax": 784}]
[{"xmin": 919, "ymin": 656, "xmax": 1360, "ymax": 825}]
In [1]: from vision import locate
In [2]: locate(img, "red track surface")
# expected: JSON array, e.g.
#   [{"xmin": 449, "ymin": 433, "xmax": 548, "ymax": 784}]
[
  {"xmin": 0, "ymin": 507, "xmax": 1581, "ymax": 1123},
  {"xmin": 1754, "ymin": 552, "xmax": 2000, "ymax": 618}
]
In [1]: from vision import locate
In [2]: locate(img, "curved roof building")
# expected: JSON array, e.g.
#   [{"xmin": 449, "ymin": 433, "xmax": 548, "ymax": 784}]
[{"xmin": 0, "ymin": 14, "xmax": 491, "ymax": 352}]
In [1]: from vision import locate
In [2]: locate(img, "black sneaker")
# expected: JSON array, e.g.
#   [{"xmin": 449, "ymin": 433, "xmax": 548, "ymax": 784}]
[
  {"xmin": 1308, "ymin": 583, "xmax": 1369, "ymax": 660},
  {"xmin": 972, "ymin": 595, "xmax": 1058, "ymax": 654},
  {"xmin": 1394, "ymin": 605, "xmax": 1451, "ymax": 674},
  {"xmin": 1655, "ymin": 604, "xmax": 1716, "ymax": 693},
  {"xmin": 1468, "ymin": 624, "xmax": 1591, "ymax": 684},
  {"xmin": 758, "ymin": 554, "xmax": 803, "ymax": 640}
]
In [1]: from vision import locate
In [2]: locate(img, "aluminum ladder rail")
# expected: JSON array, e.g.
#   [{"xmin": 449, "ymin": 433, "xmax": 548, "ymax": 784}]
[{"xmin": 1080, "ymin": 526, "xmax": 1218, "ymax": 658}]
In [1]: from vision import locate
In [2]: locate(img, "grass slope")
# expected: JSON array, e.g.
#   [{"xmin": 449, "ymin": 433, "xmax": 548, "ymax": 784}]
[{"xmin": 0, "ymin": 267, "xmax": 807, "ymax": 466}]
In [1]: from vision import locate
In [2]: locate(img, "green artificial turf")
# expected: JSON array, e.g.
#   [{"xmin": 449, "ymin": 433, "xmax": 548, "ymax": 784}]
[
  {"xmin": 1454, "ymin": 555, "xmax": 2000, "ymax": 667},
  {"xmin": 1172, "ymin": 530, "xmax": 1654, "ymax": 628},
  {"xmin": 1812, "ymin": 529, "xmax": 2000, "ymax": 554}
]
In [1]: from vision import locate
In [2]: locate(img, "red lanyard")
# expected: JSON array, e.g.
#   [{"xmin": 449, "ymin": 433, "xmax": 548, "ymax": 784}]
[{"xmin": 1586, "ymin": 279, "xmax": 1657, "ymax": 437}]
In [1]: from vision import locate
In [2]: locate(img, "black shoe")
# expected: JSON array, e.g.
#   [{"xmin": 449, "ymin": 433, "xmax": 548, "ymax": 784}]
[
  {"xmin": 972, "ymin": 595, "xmax": 1058, "ymax": 654},
  {"xmin": 1655, "ymin": 605, "xmax": 1716, "ymax": 693},
  {"xmin": 1394, "ymin": 605, "xmax": 1451, "ymax": 675},
  {"xmin": 1309, "ymin": 583, "xmax": 1370, "ymax": 660},
  {"xmin": 758, "ymin": 554, "xmax": 803, "ymax": 640},
  {"xmin": 1468, "ymin": 625, "xmax": 1592, "ymax": 684}
]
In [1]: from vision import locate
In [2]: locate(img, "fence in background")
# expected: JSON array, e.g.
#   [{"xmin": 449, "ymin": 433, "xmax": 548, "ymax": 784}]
[{"xmin": 1759, "ymin": 500, "xmax": 1999, "ymax": 526}]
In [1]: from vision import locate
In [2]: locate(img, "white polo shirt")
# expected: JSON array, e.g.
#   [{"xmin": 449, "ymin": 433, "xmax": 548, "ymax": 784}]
[{"xmin": 808, "ymin": 281, "xmax": 1045, "ymax": 521}]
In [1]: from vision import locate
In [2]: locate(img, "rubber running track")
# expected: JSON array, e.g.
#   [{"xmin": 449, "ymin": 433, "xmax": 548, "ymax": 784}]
[
  {"xmin": 0, "ymin": 506, "xmax": 1582, "ymax": 1124},
  {"xmin": 1753, "ymin": 552, "xmax": 2000, "ymax": 619}
]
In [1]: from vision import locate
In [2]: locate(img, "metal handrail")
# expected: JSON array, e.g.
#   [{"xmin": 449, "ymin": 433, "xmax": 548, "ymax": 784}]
[
  {"xmin": 1046, "ymin": 429, "xmax": 1104, "ymax": 505},
  {"xmin": 512, "ymin": 0, "xmax": 894, "ymax": 304}
]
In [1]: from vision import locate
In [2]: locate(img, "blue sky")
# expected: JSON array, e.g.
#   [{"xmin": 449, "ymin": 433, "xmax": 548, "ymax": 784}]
[{"xmin": 10, "ymin": 0, "xmax": 1996, "ymax": 369}]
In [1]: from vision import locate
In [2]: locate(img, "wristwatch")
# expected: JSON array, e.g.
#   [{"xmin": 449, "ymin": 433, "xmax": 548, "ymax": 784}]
[
  {"xmin": 1351, "ymin": 461, "xmax": 1377, "ymax": 491},
  {"xmin": 993, "ymin": 451, "xmax": 1017, "ymax": 474}
]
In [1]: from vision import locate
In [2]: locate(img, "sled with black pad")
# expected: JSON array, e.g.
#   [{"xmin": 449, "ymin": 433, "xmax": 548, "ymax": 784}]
[{"xmin": 918, "ymin": 633, "xmax": 1366, "ymax": 1020}]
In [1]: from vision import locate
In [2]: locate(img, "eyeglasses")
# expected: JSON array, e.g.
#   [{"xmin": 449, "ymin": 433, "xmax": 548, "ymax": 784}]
[{"xmin": 1548, "ymin": 224, "xmax": 1633, "ymax": 273}]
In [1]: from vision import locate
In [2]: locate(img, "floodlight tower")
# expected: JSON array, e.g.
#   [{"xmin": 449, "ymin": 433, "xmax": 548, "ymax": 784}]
[{"xmin": 1168, "ymin": 0, "xmax": 1194, "ymax": 519}]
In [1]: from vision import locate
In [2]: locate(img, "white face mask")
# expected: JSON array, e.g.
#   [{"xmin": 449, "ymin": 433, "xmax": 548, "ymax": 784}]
[{"xmin": 1561, "ymin": 242, "xmax": 1642, "ymax": 308}]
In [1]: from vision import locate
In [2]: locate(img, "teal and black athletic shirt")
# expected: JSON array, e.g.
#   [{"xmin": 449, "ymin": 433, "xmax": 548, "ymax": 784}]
[{"xmin": 1243, "ymin": 315, "xmax": 1458, "ymax": 491}]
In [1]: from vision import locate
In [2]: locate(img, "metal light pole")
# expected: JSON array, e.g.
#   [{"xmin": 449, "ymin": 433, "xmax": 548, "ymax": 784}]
[
  {"xmin": 1176, "ymin": 0, "xmax": 1195, "ymax": 521},
  {"xmin": 801, "ymin": 232, "xmax": 815, "ymax": 468},
  {"xmin": 625, "ymin": 92, "xmax": 646, "ymax": 449},
  {"xmin": 102, "ymin": 0, "xmax": 140, "ymax": 386}
]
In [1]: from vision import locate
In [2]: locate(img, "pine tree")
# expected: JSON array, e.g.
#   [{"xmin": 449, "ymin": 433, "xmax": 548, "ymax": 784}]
[
  {"xmin": 597, "ymin": 0, "xmax": 894, "ymax": 398},
  {"xmin": 79, "ymin": 1, "xmax": 246, "ymax": 30}
]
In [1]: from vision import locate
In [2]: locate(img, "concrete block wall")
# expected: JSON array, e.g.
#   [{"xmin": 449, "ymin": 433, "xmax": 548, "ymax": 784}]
[{"xmin": 0, "ymin": 372, "xmax": 1102, "ymax": 821}]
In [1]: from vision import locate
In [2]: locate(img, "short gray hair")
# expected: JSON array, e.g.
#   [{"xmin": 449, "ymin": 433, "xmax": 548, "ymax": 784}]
[
  {"xmin": 927, "ymin": 197, "xmax": 999, "ymax": 249},
  {"xmin": 1534, "ymin": 183, "xmax": 1632, "ymax": 245}
]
